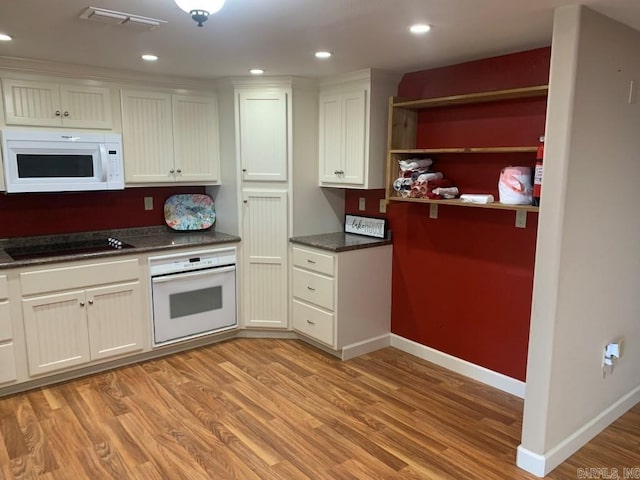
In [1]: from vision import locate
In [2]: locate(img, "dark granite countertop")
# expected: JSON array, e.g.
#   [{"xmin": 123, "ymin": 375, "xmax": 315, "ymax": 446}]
[
  {"xmin": 289, "ymin": 232, "xmax": 392, "ymax": 253},
  {"xmin": 0, "ymin": 226, "xmax": 241, "ymax": 269}
]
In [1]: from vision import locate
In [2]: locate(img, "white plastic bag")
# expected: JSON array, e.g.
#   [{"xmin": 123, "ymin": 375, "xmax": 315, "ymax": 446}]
[{"xmin": 498, "ymin": 166, "xmax": 533, "ymax": 205}]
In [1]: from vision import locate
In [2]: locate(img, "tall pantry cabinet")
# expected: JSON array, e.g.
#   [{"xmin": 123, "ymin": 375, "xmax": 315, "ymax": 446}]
[{"xmin": 212, "ymin": 77, "xmax": 342, "ymax": 331}]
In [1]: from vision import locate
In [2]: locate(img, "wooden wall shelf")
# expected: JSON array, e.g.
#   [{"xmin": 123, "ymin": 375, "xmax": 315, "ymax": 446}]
[{"xmin": 389, "ymin": 197, "xmax": 539, "ymax": 212}]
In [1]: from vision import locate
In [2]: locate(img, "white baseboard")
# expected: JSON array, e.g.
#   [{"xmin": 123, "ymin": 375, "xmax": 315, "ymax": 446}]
[
  {"xmin": 341, "ymin": 334, "xmax": 391, "ymax": 361},
  {"xmin": 517, "ymin": 383, "xmax": 640, "ymax": 477},
  {"xmin": 390, "ymin": 334, "xmax": 526, "ymax": 398}
]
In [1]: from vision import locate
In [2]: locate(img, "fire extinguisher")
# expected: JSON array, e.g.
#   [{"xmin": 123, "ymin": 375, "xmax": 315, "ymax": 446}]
[{"xmin": 532, "ymin": 136, "xmax": 544, "ymax": 206}]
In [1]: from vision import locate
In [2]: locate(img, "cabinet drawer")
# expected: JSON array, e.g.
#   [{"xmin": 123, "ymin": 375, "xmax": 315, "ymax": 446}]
[
  {"xmin": 0, "ymin": 301, "xmax": 12, "ymax": 342},
  {"xmin": 292, "ymin": 268, "xmax": 334, "ymax": 310},
  {"xmin": 292, "ymin": 247, "xmax": 334, "ymax": 276},
  {"xmin": 292, "ymin": 299, "xmax": 335, "ymax": 347},
  {"xmin": 0, "ymin": 342, "xmax": 17, "ymax": 385}
]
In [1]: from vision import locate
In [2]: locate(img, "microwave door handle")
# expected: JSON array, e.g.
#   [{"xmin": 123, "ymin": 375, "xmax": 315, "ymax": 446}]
[
  {"xmin": 99, "ymin": 144, "xmax": 108, "ymax": 182},
  {"xmin": 151, "ymin": 265, "xmax": 236, "ymax": 284}
]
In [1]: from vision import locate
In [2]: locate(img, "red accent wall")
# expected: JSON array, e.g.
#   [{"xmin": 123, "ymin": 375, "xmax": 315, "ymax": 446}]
[
  {"xmin": 347, "ymin": 47, "xmax": 551, "ymax": 381},
  {"xmin": 0, "ymin": 186, "xmax": 206, "ymax": 238}
]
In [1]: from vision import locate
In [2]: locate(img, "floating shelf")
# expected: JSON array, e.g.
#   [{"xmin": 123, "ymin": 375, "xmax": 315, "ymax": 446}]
[
  {"xmin": 389, "ymin": 146, "xmax": 537, "ymax": 154},
  {"xmin": 389, "ymin": 196, "xmax": 539, "ymax": 212},
  {"xmin": 392, "ymin": 85, "xmax": 549, "ymax": 110}
]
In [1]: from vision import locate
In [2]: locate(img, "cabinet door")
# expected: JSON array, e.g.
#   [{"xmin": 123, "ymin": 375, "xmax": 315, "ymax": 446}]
[
  {"xmin": 0, "ymin": 343, "xmax": 17, "ymax": 385},
  {"xmin": 59, "ymin": 85, "xmax": 112, "ymax": 129},
  {"xmin": 22, "ymin": 290, "xmax": 90, "ymax": 376},
  {"xmin": 341, "ymin": 89, "xmax": 367, "ymax": 185},
  {"xmin": 318, "ymin": 93, "xmax": 344, "ymax": 184},
  {"xmin": 172, "ymin": 94, "xmax": 220, "ymax": 183},
  {"xmin": 121, "ymin": 90, "xmax": 175, "ymax": 183},
  {"xmin": 86, "ymin": 281, "xmax": 143, "ymax": 361},
  {"xmin": 242, "ymin": 190, "xmax": 288, "ymax": 328},
  {"xmin": 1, "ymin": 79, "xmax": 62, "ymax": 127},
  {"xmin": 237, "ymin": 91, "xmax": 288, "ymax": 182}
]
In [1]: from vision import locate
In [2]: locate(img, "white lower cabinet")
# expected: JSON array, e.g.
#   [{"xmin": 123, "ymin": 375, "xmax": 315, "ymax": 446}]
[
  {"xmin": 0, "ymin": 275, "xmax": 17, "ymax": 385},
  {"xmin": 20, "ymin": 259, "xmax": 143, "ymax": 377},
  {"xmin": 291, "ymin": 244, "xmax": 392, "ymax": 357}
]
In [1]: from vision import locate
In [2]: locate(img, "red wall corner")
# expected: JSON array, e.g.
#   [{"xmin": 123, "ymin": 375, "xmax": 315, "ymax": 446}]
[{"xmin": 385, "ymin": 47, "xmax": 551, "ymax": 381}]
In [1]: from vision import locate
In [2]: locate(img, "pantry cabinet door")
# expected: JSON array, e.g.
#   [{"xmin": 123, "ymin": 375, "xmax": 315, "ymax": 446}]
[
  {"xmin": 237, "ymin": 91, "xmax": 288, "ymax": 182},
  {"xmin": 22, "ymin": 290, "xmax": 90, "ymax": 376},
  {"xmin": 241, "ymin": 189, "xmax": 288, "ymax": 328},
  {"xmin": 86, "ymin": 281, "xmax": 143, "ymax": 361},
  {"xmin": 121, "ymin": 90, "xmax": 175, "ymax": 183},
  {"xmin": 173, "ymin": 94, "xmax": 220, "ymax": 183}
]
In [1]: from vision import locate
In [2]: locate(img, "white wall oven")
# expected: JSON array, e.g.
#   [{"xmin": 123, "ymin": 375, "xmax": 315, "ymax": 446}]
[{"xmin": 149, "ymin": 247, "xmax": 237, "ymax": 346}]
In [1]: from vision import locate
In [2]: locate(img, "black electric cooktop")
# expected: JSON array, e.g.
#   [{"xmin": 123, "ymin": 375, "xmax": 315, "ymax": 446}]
[{"xmin": 5, "ymin": 237, "xmax": 135, "ymax": 260}]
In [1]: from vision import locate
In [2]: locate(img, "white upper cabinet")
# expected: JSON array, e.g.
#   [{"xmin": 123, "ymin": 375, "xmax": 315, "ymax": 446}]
[
  {"xmin": 318, "ymin": 69, "xmax": 399, "ymax": 189},
  {"xmin": 2, "ymin": 79, "xmax": 113, "ymax": 129},
  {"xmin": 173, "ymin": 94, "xmax": 220, "ymax": 183},
  {"xmin": 121, "ymin": 90, "xmax": 175, "ymax": 183},
  {"xmin": 121, "ymin": 89, "xmax": 220, "ymax": 184},
  {"xmin": 237, "ymin": 90, "xmax": 288, "ymax": 182}
]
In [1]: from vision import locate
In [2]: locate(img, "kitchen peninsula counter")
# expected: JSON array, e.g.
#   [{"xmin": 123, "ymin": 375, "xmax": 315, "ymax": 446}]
[{"xmin": 0, "ymin": 226, "xmax": 240, "ymax": 268}]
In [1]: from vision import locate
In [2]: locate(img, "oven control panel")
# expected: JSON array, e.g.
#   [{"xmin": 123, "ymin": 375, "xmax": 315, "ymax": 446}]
[{"xmin": 149, "ymin": 248, "xmax": 236, "ymax": 277}]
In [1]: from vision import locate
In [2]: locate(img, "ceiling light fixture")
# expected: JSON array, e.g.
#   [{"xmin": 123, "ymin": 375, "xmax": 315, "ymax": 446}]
[
  {"xmin": 174, "ymin": 0, "xmax": 225, "ymax": 27},
  {"xmin": 249, "ymin": 69, "xmax": 265, "ymax": 75},
  {"xmin": 315, "ymin": 51, "xmax": 332, "ymax": 59},
  {"xmin": 142, "ymin": 54, "xmax": 159, "ymax": 62},
  {"xmin": 410, "ymin": 24, "xmax": 431, "ymax": 34},
  {"xmin": 0, "ymin": 34, "xmax": 12, "ymax": 42}
]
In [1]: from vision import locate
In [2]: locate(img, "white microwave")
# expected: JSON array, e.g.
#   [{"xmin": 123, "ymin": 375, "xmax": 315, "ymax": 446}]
[{"xmin": 0, "ymin": 128, "xmax": 124, "ymax": 193}]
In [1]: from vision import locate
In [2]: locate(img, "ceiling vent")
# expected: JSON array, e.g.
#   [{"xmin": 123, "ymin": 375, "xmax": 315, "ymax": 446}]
[{"xmin": 80, "ymin": 6, "xmax": 167, "ymax": 30}]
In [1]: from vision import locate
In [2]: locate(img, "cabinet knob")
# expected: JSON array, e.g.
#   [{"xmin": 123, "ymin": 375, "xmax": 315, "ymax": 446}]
[
  {"xmin": 242, "ymin": 169, "xmax": 247, "ymax": 173},
  {"xmin": 176, "ymin": 168, "xmax": 182, "ymax": 174},
  {"xmin": 306, "ymin": 319, "xmax": 316, "ymax": 325},
  {"xmin": 88, "ymin": 299, "xmax": 94, "ymax": 305},
  {"xmin": 79, "ymin": 301, "xmax": 85, "ymax": 307},
  {"xmin": 55, "ymin": 110, "xmax": 61, "ymax": 117},
  {"xmin": 169, "ymin": 169, "xmax": 175, "ymax": 174},
  {"xmin": 63, "ymin": 111, "xmax": 70, "ymax": 117}
]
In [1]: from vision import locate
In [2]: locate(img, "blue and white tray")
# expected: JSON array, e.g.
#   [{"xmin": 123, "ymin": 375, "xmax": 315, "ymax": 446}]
[{"xmin": 164, "ymin": 194, "xmax": 216, "ymax": 231}]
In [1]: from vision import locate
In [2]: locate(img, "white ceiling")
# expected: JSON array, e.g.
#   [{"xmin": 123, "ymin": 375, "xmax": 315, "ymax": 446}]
[{"xmin": 1, "ymin": 0, "xmax": 639, "ymax": 80}]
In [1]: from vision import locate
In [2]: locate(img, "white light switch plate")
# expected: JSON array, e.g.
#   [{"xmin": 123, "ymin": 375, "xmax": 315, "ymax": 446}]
[
  {"xmin": 144, "ymin": 197, "xmax": 153, "ymax": 211},
  {"xmin": 359, "ymin": 197, "xmax": 366, "ymax": 211},
  {"xmin": 379, "ymin": 199, "xmax": 387, "ymax": 213}
]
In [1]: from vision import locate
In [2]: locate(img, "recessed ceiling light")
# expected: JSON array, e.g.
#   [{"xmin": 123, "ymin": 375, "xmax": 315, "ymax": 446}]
[
  {"xmin": 141, "ymin": 54, "xmax": 158, "ymax": 62},
  {"xmin": 315, "ymin": 51, "xmax": 332, "ymax": 59},
  {"xmin": 250, "ymin": 69, "xmax": 265, "ymax": 75},
  {"xmin": 0, "ymin": 33, "xmax": 12, "ymax": 42},
  {"xmin": 410, "ymin": 24, "xmax": 431, "ymax": 34}
]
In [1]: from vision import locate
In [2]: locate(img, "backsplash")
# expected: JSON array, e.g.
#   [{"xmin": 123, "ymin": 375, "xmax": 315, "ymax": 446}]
[{"xmin": 0, "ymin": 186, "xmax": 206, "ymax": 239}]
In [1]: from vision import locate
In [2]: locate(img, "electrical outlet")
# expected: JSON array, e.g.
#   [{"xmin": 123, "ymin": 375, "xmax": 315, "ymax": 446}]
[
  {"xmin": 144, "ymin": 197, "xmax": 153, "ymax": 211},
  {"xmin": 379, "ymin": 199, "xmax": 387, "ymax": 214},
  {"xmin": 359, "ymin": 197, "xmax": 366, "ymax": 211},
  {"xmin": 515, "ymin": 210, "xmax": 527, "ymax": 228},
  {"xmin": 429, "ymin": 203, "xmax": 438, "ymax": 219}
]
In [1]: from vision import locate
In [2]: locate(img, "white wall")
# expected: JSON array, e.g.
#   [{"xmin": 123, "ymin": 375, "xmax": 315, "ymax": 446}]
[{"xmin": 519, "ymin": 5, "xmax": 640, "ymax": 476}]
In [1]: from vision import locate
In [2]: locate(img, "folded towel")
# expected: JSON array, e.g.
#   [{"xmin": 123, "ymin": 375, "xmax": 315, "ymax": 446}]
[
  {"xmin": 416, "ymin": 172, "xmax": 443, "ymax": 183},
  {"xmin": 399, "ymin": 158, "xmax": 433, "ymax": 172},
  {"xmin": 460, "ymin": 194, "xmax": 495, "ymax": 204},
  {"xmin": 432, "ymin": 186, "xmax": 459, "ymax": 199}
]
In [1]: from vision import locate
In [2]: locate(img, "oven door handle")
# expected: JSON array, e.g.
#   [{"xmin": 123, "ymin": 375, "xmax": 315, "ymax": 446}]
[{"xmin": 151, "ymin": 265, "xmax": 236, "ymax": 284}]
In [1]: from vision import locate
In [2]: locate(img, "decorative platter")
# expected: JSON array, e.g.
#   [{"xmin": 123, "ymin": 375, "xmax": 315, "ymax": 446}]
[{"xmin": 164, "ymin": 194, "xmax": 216, "ymax": 231}]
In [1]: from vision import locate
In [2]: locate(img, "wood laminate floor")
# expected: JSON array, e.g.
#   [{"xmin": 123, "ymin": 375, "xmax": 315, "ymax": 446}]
[{"xmin": 0, "ymin": 338, "xmax": 638, "ymax": 479}]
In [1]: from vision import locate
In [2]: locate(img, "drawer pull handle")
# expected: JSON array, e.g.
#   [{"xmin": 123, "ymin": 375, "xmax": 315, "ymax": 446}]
[
  {"xmin": 306, "ymin": 286, "xmax": 315, "ymax": 291},
  {"xmin": 306, "ymin": 319, "xmax": 316, "ymax": 325},
  {"xmin": 306, "ymin": 259, "xmax": 316, "ymax": 264},
  {"xmin": 79, "ymin": 301, "xmax": 85, "ymax": 307}
]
